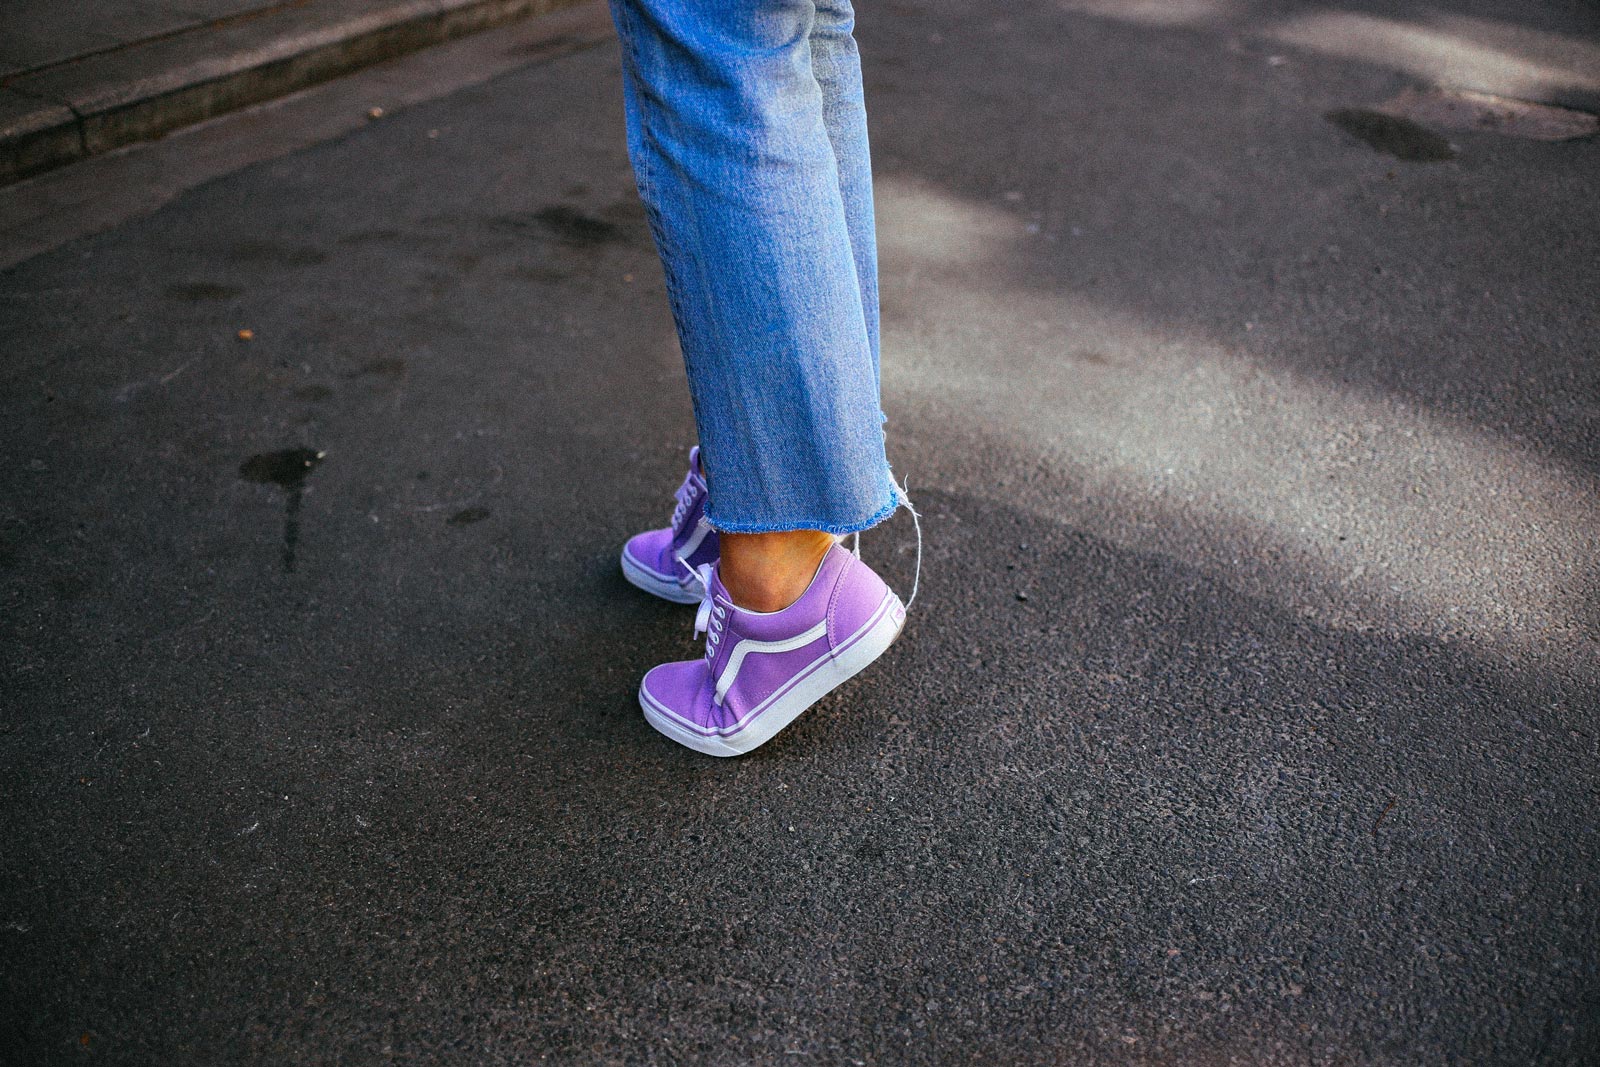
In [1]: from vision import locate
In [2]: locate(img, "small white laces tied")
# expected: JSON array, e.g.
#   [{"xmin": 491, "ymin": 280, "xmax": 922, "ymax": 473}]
[
  {"xmin": 691, "ymin": 562, "xmax": 730, "ymax": 694},
  {"xmin": 675, "ymin": 551, "xmax": 700, "ymax": 585},
  {"xmin": 669, "ymin": 470, "xmax": 704, "ymax": 534},
  {"xmin": 692, "ymin": 562, "xmax": 718, "ymax": 639}
]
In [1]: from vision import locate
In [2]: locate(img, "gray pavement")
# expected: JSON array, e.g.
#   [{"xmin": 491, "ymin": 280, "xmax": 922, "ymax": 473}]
[
  {"xmin": 0, "ymin": 0, "xmax": 269, "ymax": 76},
  {"xmin": 0, "ymin": 0, "xmax": 578, "ymax": 184},
  {"xmin": 2, "ymin": 0, "xmax": 1599, "ymax": 1063}
]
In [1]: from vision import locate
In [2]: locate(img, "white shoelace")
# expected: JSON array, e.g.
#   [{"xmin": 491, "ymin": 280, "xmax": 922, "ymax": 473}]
[
  {"xmin": 691, "ymin": 562, "xmax": 727, "ymax": 669},
  {"xmin": 891, "ymin": 474, "xmax": 923, "ymax": 610}
]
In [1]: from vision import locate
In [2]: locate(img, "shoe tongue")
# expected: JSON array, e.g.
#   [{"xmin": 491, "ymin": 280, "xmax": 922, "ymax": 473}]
[{"xmin": 689, "ymin": 445, "xmax": 703, "ymax": 478}]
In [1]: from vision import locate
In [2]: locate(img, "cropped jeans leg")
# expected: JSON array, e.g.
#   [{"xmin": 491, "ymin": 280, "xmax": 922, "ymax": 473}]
[
  {"xmin": 607, "ymin": 0, "xmax": 901, "ymax": 534},
  {"xmin": 810, "ymin": 0, "xmax": 879, "ymax": 388}
]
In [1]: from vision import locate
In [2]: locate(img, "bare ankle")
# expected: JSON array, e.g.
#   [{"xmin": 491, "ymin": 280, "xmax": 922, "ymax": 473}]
[{"xmin": 719, "ymin": 529, "xmax": 835, "ymax": 612}]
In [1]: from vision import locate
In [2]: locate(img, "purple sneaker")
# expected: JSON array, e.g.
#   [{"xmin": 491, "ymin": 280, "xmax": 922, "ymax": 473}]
[
  {"xmin": 639, "ymin": 543, "xmax": 907, "ymax": 756},
  {"xmin": 621, "ymin": 447, "xmax": 721, "ymax": 605}
]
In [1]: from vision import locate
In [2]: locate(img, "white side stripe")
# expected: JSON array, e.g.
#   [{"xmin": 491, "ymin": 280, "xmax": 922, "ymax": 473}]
[
  {"xmin": 715, "ymin": 620, "xmax": 828, "ymax": 704},
  {"xmin": 676, "ymin": 517, "xmax": 714, "ymax": 562}
]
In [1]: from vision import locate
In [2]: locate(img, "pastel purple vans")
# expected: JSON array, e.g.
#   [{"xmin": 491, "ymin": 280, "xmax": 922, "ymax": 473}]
[
  {"xmin": 620, "ymin": 447, "xmax": 721, "ymax": 605},
  {"xmin": 639, "ymin": 543, "xmax": 907, "ymax": 756}
]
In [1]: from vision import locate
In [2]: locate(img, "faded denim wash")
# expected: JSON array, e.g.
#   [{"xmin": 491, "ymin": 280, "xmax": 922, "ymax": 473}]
[{"xmin": 607, "ymin": 0, "xmax": 903, "ymax": 534}]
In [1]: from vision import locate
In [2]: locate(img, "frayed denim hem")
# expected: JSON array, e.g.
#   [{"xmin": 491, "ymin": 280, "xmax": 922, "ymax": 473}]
[{"xmin": 704, "ymin": 478, "xmax": 906, "ymax": 536}]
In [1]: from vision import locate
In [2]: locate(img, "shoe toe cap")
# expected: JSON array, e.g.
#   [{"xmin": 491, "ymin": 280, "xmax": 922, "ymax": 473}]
[
  {"xmin": 623, "ymin": 527, "xmax": 676, "ymax": 578},
  {"xmin": 640, "ymin": 659, "xmax": 717, "ymax": 726}
]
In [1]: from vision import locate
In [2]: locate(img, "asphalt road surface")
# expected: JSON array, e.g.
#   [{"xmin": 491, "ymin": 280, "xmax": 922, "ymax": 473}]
[{"xmin": 3, "ymin": 1, "xmax": 1597, "ymax": 1063}]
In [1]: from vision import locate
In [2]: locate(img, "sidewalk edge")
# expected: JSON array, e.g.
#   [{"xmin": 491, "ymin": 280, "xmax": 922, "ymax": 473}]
[{"xmin": 0, "ymin": 0, "xmax": 588, "ymax": 187}]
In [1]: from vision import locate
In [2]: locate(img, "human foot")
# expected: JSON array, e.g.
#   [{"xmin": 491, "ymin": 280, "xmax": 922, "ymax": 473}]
[
  {"xmin": 639, "ymin": 543, "xmax": 906, "ymax": 756},
  {"xmin": 718, "ymin": 528, "xmax": 836, "ymax": 612}
]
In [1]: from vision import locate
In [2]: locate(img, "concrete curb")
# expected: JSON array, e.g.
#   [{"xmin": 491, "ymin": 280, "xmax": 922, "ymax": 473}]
[{"xmin": 0, "ymin": 0, "xmax": 586, "ymax": 187}]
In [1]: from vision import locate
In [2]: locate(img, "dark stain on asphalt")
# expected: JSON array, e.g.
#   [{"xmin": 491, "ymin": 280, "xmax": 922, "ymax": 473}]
[
  {"xmin": 1325, "ymin": 109, "xmax": 1456, "ymax": 162},
  {"xmin": 294, "ymin": 384, "xmax": 334, "ymax": 402},
  {"xmin": 227, "ymin": 240, "xmax": 328, "ymax": 266},
  {"xmin": 343, "ymin": 358, "xmax": 407, "ymax": 381},
  {"xmin": 240, "ymin": 449, "xmax": 321, "ymax": 491},
  {"xmin": 165, "ymin": 281, "xmax": 243, "ymax": 302},
  {"xmin": 448, "ymin": 507, "xmax": 491, "ymax": 525},
  {"xmin": 530, "ymin": 206, "xmax": 622, "ymax": 246},
  {"xmin": 239, "ymin": 448, "xmax": 324, "ymax": 573}
]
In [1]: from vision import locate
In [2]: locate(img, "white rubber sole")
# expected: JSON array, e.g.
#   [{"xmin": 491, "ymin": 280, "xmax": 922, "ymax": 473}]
[
  {"xmin": 620, "ymin": 546, "xmax": 703, "ymax": 605},
  {"xmin": 639, "ymin": 592, "xmax": 907, "ymax": 757}
]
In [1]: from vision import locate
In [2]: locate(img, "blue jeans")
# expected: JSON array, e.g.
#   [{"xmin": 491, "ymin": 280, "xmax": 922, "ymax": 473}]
[{"xmin": 607, "ymin": 0, "xmax": 903, "ymax": 534}]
